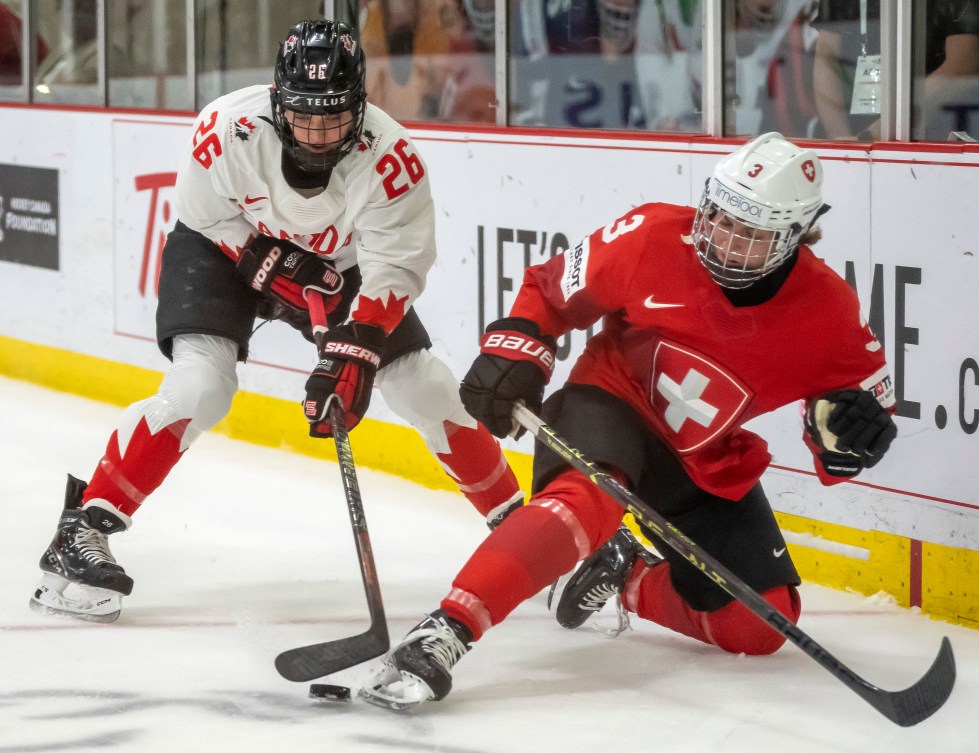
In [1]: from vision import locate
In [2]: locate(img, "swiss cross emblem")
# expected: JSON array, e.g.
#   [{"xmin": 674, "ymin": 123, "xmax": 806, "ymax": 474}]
[
  {"xmin": 650, "ymin": 341, "xmax": 752, "ymax": 454},
  {"xmin": 801, "ymin": 159, "xmax": 816, "ymax": 183}
]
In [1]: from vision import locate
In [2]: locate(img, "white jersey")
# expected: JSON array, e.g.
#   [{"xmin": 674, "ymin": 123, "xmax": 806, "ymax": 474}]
[
  {"xmin": 174, "ymin": 85, "xmax": 436, "ymax": 333},
  {"xmin": 634, "ymin": 0, "xmax": 817, "ymax": 133}
]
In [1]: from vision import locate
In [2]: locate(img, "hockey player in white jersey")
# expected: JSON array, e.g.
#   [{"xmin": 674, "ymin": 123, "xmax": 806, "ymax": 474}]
[{"xmin": 30, "ymin": 19, "xmax": 523, "ymax": 623}]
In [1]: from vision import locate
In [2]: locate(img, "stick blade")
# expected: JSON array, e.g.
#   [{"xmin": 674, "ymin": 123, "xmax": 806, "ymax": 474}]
[
  {"xmin": 275, "ymin": 628, "xmax": 390, "ymax": 682},
  {"xmin": 863, "ymin": 637, "xmax": 956, "ymax": 727}
]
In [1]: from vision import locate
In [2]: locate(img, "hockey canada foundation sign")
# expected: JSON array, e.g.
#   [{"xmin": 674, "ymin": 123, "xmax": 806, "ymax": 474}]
[{"xmin": 0, "ymin": 163, "xmax": 59, "ymax": 270}]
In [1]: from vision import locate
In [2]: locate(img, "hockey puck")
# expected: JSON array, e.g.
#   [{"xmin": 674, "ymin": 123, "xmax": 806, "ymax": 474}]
[{"xmin": 309, "ymin": 683, "xmax": 352, "ymax": 702}]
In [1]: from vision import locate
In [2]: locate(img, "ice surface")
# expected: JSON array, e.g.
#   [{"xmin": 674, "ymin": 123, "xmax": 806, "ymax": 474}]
[{"xmin": 1, "ymin": 375, "xmax": 975, "ymax": 752}]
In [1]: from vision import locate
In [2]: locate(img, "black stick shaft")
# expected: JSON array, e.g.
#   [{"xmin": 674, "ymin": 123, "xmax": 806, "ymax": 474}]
[
  {"xmin": 329, "ymin": 401, "xmax": 387, "ymax": 631},
  {"xmin": 273, "ymin": 399, "xmax": 390, "ymax": 682},
  {"xmin": 513, "ymin": 403, "xmax": 954, "ymax": 726}
]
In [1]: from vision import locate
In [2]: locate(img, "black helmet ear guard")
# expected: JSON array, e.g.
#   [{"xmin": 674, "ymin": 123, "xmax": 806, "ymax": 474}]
[{"xmin": 270, "ymin": 20, "xmax": 367, "ymax": 178}]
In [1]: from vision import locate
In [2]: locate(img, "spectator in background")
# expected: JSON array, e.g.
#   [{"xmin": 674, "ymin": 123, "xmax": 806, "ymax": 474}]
[
  {"xmin": 813, "ymin": 0, "xmax": 979, "ymax": 141},
  {"xmin": 509, "ymin": 0, "xmax": 646, "ymax": 129},
  {"xmin": 437, "ymin": 0, "xmax": 496, "ymax": 124},
  {"xmin": 634, "ymin": 0, "xmax": 820, "ymax": 136},
  {"xmin": 359, "ymin": 0, "xmax": 454, "ymax": 121},
  {"xmin": 597, "ymin": 0, "xmax": 640, "ymax": 58},
  {"xmin": 0, "ymin": 1, "xmax": 48, "ymax": 86}
]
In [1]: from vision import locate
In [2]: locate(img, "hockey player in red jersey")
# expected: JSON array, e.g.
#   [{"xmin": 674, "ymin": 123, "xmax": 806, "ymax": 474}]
[
  {"xmin": 29, "ymin": 19, "xmax": 522, "ymax": 623},
  {"xmin": 360, "ymin": 132, "xmax": 897, "ymax": 709}
]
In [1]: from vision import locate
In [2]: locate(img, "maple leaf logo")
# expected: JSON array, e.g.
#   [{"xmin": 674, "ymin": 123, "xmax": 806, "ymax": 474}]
[
  {"xmin": 352, "ymin": 292, "xmax": 409, "ymax": 334},
  {"xmin": 359, "ymin": 129, "xmax": 379, "ymax": 153}
]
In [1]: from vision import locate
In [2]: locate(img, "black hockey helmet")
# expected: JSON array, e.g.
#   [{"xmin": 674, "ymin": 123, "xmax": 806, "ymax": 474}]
[{"xmin": 271, "ymin": 20, "xmax": 367, "ymax": 176}]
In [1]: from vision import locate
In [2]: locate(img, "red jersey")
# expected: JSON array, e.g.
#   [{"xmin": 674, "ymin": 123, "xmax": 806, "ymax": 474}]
[{"xmin": 510, "ymin": 203, "xmax": 895, "ymax": 500}]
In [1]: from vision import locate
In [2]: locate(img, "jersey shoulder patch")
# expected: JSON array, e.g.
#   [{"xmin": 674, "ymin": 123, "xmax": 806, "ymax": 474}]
[{"xmin": 559, "ymin": 236, "xmax": 591, "ymax": 302}]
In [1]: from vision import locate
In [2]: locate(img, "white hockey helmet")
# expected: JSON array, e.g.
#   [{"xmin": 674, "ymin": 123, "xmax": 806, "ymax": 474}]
[{"xmin": 692, "ymin": 132, "xmax": 825, "ymax": 289}]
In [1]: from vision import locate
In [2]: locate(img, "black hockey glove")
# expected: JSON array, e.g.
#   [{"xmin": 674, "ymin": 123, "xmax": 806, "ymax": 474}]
[
  {"xmin": 236, "ymin": 235, "xmax": 343, "ymax": 314},
  {"xmin": 304, "ymin": 322, "xmax": 385, "ymax": 437},
  {"xmin": 805, "ymin": 389, "xmax": 896, "ymax": 478},
  {"xmin": 460, "ymin": 317, "xmax": 557, "ymax": 439}
]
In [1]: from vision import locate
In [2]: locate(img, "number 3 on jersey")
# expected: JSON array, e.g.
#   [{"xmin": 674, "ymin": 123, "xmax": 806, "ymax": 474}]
[
  {"xmin": 377, "ymin": 139, "xmax": 425, "ymax": 199},
  {"xmin": 601, "ymin": 212, "xmax": 643, "ymax": 243}
]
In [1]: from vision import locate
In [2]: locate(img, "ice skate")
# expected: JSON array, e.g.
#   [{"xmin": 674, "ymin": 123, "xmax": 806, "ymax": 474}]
[
  {"xmin": 554, "ymin": 525, "xmax": 660, "ymax": 632},
  {"xmin": 359, "ymin": 610, "xmax": 473, "ymax": 710},
  {"xmin": 29, "ymin": 475, "xmax": 133, "ymax": 623},
  {"xmin": 485, "ymin": 491, "xmax": 524, "ymax": 530}
]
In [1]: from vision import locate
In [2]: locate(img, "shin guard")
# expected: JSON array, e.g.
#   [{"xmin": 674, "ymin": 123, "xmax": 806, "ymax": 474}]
[
  {"xmin": 625, "ymin": 561, "xmax": 801, "ymax": 655},
  {"xmin": 436, "ymin": 420, "xmax": 521, "ymax": 518},
  {"xmin": 442, "ymin": 469, "xmax": 624, "ymax": 639},
  {"xmin": 83, "ymin": 417, "xmax": 191, "ymax": 518}
]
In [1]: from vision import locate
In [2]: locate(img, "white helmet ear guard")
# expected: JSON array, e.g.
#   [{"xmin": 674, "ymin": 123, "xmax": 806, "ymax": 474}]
[{"xmin": 692, "ymin": 132, "xmax": 825, "ymax": 289}]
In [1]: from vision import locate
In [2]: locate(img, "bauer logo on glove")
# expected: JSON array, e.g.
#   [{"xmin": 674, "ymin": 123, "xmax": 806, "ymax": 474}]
[{"xmin": 481, "ymin": 332, "xmax": 556, "ymax": 374}]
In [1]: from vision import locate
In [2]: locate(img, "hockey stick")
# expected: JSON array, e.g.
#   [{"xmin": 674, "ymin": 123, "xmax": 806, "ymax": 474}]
[
  {"xmin": 275, "ymin": 401, "xmax": 390, "ymax": 681},
  {"xmin": 275, "ymin": 297, "xmax": 390, "ymax": 681},
  {"xmin": 512, "ymin": 403, "xmax": 955, "ymax": 727}
]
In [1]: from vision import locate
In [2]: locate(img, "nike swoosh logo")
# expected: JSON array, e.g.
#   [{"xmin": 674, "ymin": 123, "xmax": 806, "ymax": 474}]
[
  {"xmin": 243, "ymin": 195, "xmax": 269, "ymax": 204},
  {"xmin": 644, "ymin": 295, "xmax": 684, "ymax": 309},
  {"xmin": 773, "ymin": 547, "xmax": 786, "ymax": 558}
]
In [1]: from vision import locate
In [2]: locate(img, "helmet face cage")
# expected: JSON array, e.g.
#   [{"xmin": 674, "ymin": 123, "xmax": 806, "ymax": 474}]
[
  {"xmin": 691, "ymin": 132, "xmax": 823, "ymax": 290},
  {"xmin": 271, "ymin": 20, "xmax": 367, "ymax": 175},
  {"xmin": 598, "ymin": 0, "xmax": 639, "ymax": 52},
  {"xmin": 692, "ymin": 189, "xmax": 799, "ymax": 289}
]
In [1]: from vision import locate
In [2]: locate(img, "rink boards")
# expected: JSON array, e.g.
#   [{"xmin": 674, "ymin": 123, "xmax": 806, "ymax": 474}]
[{"xmin": 0, "ymin": 104, "xmax": 976, "ymax": 628}]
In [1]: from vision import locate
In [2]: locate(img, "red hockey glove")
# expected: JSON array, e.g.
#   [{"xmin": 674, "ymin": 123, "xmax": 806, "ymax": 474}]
[
  {"xmin": 805, "ymin": 389, "xmax": 896, "ymax": 477},
  {"xmin": 460, "ymin": 317, "xmax": 557, "ymax": 439},
  {"xmin": 236, "ymin": 236, "xmax": 343, "ymax": 314},
  {"xmin": 304, "ymin": 322, "xmax": 385, "ymax": 437}
]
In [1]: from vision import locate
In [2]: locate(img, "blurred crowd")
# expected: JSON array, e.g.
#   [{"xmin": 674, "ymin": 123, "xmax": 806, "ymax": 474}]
[
  {"xmin": 356, "ymin": 0, "xmax": 979, "ymax": 140},
  {"xmin": 3, "ymin": 0, "xmax": 977, "ymax": 140}
]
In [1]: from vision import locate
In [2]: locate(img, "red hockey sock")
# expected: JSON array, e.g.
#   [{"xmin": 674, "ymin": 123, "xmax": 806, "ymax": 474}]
[
  {"xmin": 442, "ymin": 469, "xmax": 624, "ymax": 640},
  {"xmin": 435, "ymin": 420, "xmax": 521, "ymax": 517},
  {"xmin": 442, "ymin": 504, "xmax": 580, "ymax": 640},
  {"xmin": 82, "ymin": 417, "xmax": 191, "ymax": 518},
  {"xmin": 624, "ymin": 562, "xmax": 801, "ymax": 655}
]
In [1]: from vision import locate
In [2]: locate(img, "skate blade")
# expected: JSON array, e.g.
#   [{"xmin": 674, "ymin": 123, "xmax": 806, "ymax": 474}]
[
  {"xmin": 358, "ymin": 666, "xmax": 434, "ymax": 711},
  {"xmin": 29, "ymin": 573, "xmax": 122, "ymax": 623}
]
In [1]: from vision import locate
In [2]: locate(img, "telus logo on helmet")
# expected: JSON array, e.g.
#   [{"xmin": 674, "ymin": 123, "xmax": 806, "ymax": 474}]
[{"xmin": 286, "ymin": 94, "xmax": 349, "ymax": 108}]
